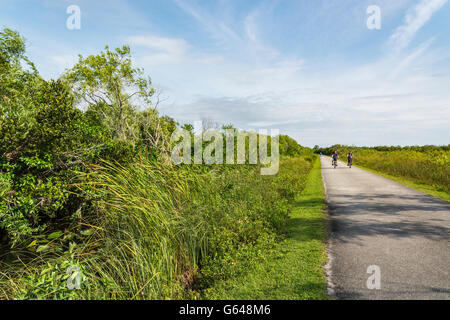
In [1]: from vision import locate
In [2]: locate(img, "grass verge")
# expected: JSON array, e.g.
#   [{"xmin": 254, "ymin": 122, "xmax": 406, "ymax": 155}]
[
  {"xmin": 356, "ymin": 165, "xmax": 450, "ymax": 203},
  {"xmin": 203, "ymin": 157, "xmax": 329, "ymax": 300}
]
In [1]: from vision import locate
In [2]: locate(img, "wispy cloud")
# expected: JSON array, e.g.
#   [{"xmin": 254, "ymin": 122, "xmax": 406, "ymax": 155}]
[
  {"xmin": 388, "ymin": 0, "xmax": 447, "ymax": 52},
  {"xmin": 127, "ymin": 35, "xmax": 190, "ymax": 63},
  {"xmin": 6, "ymin": 0, "xmax": 448, "ymax": 146},
  {"xmin": 388, "ymin": 37, "xmax": 435, "ymax": 78},
  {"xmin": 151, "ymin": 0, "xmax": 448, "ymax": 146},
  {"xmin": 49, "ymin": 55, "xmax": 78, "ymax": 73},
  {"xmin": 172, "ymin": 0, "xmax": 241, "ymax": 48}
]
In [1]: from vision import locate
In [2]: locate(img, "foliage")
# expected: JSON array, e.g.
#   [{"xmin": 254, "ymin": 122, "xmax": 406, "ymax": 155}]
[
  {"xmin": 0, "ymin": 28, "xmax": 170, "ymax": 248},
  {"xmin": 0, "ymin": 77, "xmax": 114, "ymax": 246},
  {"xmin": 74, "ymin": 157, "xmax": 314, "ymax": 299},
  {"xmin": 15, "ymin": 243, "xmax": 87, "ymax": 300},
  {"xmin": 0, "ymin": 27, "xmax": 317, "ymax": 300},
  {"xmin": 63, "ymin": 45, "xmax": 155, "ymax": 141},
  {"xmin": 204, "ymin": 157, "xmax": 329, "ymax": 300},
  {"xmin": 279, "ymin": 135, "xmax": 310, "ymax": 157}
]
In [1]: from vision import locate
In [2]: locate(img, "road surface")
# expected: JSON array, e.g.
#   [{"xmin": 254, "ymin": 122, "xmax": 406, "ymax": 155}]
[{"xmin": 321, "ymin": 156, "xmax": 450, "ymax": 299}]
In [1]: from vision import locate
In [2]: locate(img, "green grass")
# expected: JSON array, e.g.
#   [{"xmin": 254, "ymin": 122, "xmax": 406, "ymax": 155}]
[
  {"xmin": 203, "ymin": 157, "xmax": 330, "ymax": 300},
  {"xmin": 0, "ymin": 156, "xmax": 316, "ymax": 300},
  {"xmin": 356, "ymin": 164, "xmax": 450, "ymax": 203}
]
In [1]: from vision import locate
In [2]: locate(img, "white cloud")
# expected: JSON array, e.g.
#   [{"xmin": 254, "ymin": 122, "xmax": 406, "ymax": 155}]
[
  {"xmin": 388, "ymin": 0, "xmax": 447, "ymax": 52},
  {"xmin": 49, "ymin": 55, "xmax": 78, "ymax": 74},
  {"xmin": 388, "ymin": 37, "xmax": 435, "ymax": 79},
  {"xmin": 134, "ymin": 1, "xmax": 449, "ymax": 147},
  {"xmin": 172, "ymin": 0, "xmax": 241, "ymax": 49},
  {"xmin": 127, "ymin": 35, "xmax": 190, "ymax": 63}
]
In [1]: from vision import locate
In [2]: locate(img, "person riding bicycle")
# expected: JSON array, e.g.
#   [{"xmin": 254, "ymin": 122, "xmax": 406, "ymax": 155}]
[
  {"xmin": 331, "ymin": 151, "xmax": 338, "ymax": 166},
  {"xmin": 347, "ymin": 150, "xmax": 353, "ymax": 166}
]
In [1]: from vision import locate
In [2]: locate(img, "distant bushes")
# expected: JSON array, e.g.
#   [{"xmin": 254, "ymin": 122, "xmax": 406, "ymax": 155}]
[
  {"xmin": 279, "ymin": 135, "xmax": 311, "ymax": 157},
  {"xmin": 354, "ymin": 149, "xmax": 449, "ymax": 193}
]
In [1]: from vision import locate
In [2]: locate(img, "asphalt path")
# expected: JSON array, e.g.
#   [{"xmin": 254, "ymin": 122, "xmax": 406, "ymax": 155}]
[{"xmin": 321, "ymin": 156, "xmax": 450, "ymax": 299}]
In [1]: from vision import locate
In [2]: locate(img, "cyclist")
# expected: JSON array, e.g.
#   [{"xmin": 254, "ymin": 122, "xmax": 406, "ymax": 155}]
[
  {"xmin": 347, "ymin": 150, "xmax": 353, "ymax": 167},
  {"xmin": 331, "ymin": 150, "xmax": 338, "ymax": 167}
]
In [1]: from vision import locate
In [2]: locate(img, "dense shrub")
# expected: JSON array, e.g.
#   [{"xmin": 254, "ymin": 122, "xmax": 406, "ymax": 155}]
[
  {"xmin": 0, "ymin": 78, "xmax": 134, "ymax": 246},
  {"xmin": 0, "ymin": 28, "xmax": 173, "ymax": 247},
  {"xmin": 70, "ymin": 157, "xmax": 314, "ymax": 299}
]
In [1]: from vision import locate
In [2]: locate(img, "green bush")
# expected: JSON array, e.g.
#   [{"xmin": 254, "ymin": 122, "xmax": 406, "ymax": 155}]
[{"xmin": 3, "ymin": 156, "xmax": 310, "ymax": 300}]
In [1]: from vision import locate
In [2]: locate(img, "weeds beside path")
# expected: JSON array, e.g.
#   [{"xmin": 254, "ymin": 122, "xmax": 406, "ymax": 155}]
[{"xmin": 204, "ymin": 158, "xmax": 330, "ymax": 299}]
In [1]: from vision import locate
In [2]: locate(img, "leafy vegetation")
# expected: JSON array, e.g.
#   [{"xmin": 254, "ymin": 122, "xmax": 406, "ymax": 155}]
[
  {"xmin": 1, "ymin": 156, "xmax": 317, "ymax": 299},
  {"xmin": 3, "ymin": 26, "xmax": 446, "ymax": 301},
  {"xmin": 0, "ymin": 27, "xmax": 322, "ymax": 300},
  {"xmin": 203, "ymin": 157, "xmax": 329, "ymax": 300}
]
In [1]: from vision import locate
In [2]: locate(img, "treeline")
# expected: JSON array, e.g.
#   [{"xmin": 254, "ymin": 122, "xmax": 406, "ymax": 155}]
[
  {"xmin": 0, "ymin": 27, "xmax": 314, "ymax": 299},
  {"xmin": 315, "ymin": 144, "xmax": 450, "ymax": 155}
]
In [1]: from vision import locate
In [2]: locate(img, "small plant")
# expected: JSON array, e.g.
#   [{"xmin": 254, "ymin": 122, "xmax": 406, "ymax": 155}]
[{"xmin": 16, "ymin": 243, "xmax": 86, "ymax": 300}]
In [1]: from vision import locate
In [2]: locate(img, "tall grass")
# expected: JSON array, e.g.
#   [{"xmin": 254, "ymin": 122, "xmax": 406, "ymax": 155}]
[
  {"xmin": 354, "ymin": 149, "xmax": 449, "ymax": 193},
  {"xmin": 84, "ymin": 157, "xmax": 314, "ymax": 299},
  {"xmin": 79, "ymin": 161, "xmax": 208, "ymax": 299},
  {"xmin": 0, "ymin": 156, "xmax": 315, "ymax": 299}
]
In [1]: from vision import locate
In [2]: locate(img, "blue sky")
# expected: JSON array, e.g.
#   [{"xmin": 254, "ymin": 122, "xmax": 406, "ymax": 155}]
[{"xmin": 1, "ymin": 0, "xmax": 449, "ymax": 147}]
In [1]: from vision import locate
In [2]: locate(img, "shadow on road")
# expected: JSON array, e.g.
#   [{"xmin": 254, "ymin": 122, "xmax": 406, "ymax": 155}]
[{"xmin": 327, "ymin": 193, "xmax": 450, "ymax": 243}]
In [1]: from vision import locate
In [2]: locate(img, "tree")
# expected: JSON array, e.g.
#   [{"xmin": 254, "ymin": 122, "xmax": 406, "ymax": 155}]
[
  {"xmin": 181, "ymin": 123, "xmax": 194, "ymax": 133},
  {"xmin": 221, "ymin": 124, "xmax": 235, "ymax": 131},
  {"xmin": 0, "ymin": 28, "xmax": 42, "ymax": 162},
  {"xmin": 0, "ymin": 28, "xmax": 39, "ymax": 97},
  {"xmin": 0, "ymin": 29, "xmax": 132, "ymax": 246},
  {"xmin": 278, "ymin": 135, "xmax": 304, "ymax": 157},
  {"xmin": 63, "ymin": 45, "xmax": 155, "ymax": 141}
]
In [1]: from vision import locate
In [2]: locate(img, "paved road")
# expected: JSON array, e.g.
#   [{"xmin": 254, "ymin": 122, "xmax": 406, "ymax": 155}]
[{"xmin": 321, "ymin": 156, "xmax": 450, "ymax": 299}]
